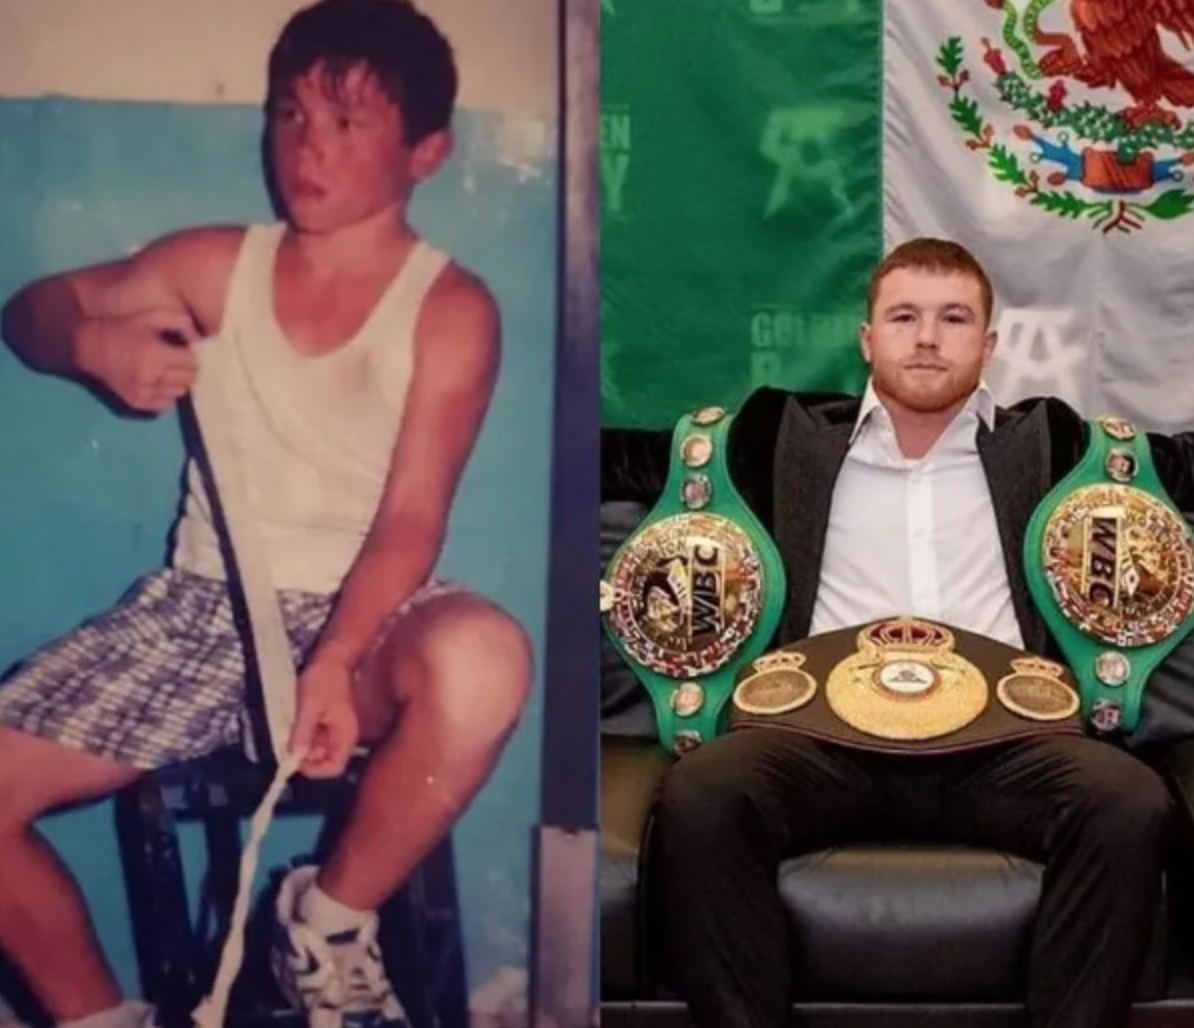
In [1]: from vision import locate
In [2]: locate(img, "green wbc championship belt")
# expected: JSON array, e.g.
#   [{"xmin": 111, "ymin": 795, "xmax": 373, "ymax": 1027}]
[
  {"xmin": 601, "ymin": 405, "xmax": 788, "ymax": 756},
  {"xmin": 1025, "ymin": 416, "xmax": 1194, "ymax": 734}
]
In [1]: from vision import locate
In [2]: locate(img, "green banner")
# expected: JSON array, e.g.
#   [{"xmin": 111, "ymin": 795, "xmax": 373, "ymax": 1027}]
[{"xmin": 601, "ymin": 0, "xmax": 881, "ymax": 428}]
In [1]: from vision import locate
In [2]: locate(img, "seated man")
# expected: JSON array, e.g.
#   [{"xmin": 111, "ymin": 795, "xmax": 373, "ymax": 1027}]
[
  {"xmin": 629, "ymin": 238, "xmax": 1194, "ymax": 1028},
  {"xmin": 0, "ymin": 2, "xmax": 530, "ymax": 1027}
]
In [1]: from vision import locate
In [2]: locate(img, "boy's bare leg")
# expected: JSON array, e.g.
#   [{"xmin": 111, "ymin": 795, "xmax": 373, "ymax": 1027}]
[
  {"xmin": 317, "ymin": 592, "xmax": 532, "ymax": 910},
  {"xmin": 0, "ymin": 727, "xmax": 140, "ymax": 1020}
]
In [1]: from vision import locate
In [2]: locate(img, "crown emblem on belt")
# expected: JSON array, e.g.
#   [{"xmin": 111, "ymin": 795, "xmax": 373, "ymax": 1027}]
[{"xmin": 860, "ymin": 618, "xmax": 955, "ymax": 654}]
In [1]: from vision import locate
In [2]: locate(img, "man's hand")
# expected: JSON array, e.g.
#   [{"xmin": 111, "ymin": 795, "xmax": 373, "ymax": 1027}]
[
  {"xmin": 75, "ymin": 308, "xmax": 202, "ymax": 413},
  {"xmin": 288, "ymin": 658, "xmax": 360, "ymax": 778}
]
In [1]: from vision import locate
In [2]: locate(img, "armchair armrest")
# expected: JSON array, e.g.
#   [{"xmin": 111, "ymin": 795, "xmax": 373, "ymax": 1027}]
[{"xmin": 600, "ymin": 736, "xmax": 672, "ymax": 997}]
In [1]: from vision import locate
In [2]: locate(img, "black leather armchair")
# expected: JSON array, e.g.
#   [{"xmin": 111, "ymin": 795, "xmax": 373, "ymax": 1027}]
[{"xmin": 600, "ymin": 427, "xmax": 1194, "ymax": 1027}]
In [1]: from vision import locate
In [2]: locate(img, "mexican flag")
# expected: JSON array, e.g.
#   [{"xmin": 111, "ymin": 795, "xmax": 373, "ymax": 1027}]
[{"xmin": 601, "ymin": 0, "xmax": 1194, "ymax": 431}]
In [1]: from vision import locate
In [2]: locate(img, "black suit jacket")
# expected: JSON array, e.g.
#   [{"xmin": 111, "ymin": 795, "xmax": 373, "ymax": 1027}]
[{"xmin": 602, "ymin": 387, "xmax": 1194, "ymax": 663}]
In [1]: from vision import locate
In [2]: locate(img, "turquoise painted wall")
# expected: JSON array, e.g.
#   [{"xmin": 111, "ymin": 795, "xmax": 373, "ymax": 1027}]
[{"xmin": 0, "ymin": 98, "xmax": 558, "ymax": 998}]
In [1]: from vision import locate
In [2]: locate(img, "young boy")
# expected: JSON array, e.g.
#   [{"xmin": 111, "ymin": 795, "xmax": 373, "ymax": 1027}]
[{"xmin": 0, "ymin": 2, "xmax": 531, "ymax": 1026}]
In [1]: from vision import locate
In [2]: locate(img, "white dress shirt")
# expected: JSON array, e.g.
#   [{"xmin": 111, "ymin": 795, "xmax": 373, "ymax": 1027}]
[{"xmin": 808, "ymin": 380, "xmax": 1024, "ymax": 648}]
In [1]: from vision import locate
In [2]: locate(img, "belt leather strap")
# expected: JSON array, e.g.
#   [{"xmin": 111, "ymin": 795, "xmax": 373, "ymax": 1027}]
[{"xmin": 186, "ymin": 339, "xmax": 305, "ymax": 1028}]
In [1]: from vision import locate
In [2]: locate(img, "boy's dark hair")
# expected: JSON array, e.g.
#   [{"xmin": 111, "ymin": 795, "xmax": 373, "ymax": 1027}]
[{"xmin": 267, "ymin": 0, "xmax": 458, "ymax": 145}]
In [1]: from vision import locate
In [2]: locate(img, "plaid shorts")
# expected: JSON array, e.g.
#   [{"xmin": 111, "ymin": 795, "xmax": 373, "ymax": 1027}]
[{"xmin": 0, "ymin": 567, "xmax": 459, "ymax": 770}]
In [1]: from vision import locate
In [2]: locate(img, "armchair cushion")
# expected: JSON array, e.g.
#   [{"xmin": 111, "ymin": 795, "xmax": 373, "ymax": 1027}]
[{"xmin": 774, "ymin": 845, "xmax": 1165, "ymax": 1002}]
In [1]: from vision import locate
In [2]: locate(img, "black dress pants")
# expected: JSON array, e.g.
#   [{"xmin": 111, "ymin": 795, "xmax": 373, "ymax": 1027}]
[{"xmin": 652, "ymin": 728, "xmax": 1173, "ymax": 1028}]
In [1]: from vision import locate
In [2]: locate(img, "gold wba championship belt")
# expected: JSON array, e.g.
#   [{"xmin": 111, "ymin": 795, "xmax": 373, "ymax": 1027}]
[
  {"xmin": 1025, "ymin": 418, "xmax": 1194, "ymax": 735},
  {"xmin": 729, "ymin": 618, "xmax": 1085, "ymax": 755}
]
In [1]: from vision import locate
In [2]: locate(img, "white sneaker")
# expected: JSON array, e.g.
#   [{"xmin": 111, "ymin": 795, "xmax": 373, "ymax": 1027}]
[{"xmin": 270, "ymin": 866, "xmax": 410, "ymax": 1028}]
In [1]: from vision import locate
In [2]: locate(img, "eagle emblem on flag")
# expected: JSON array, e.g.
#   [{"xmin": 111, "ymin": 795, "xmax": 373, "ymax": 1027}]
[{"xmin": 939, "ymin": 0, "xmax": 1194, "ymax": 232}]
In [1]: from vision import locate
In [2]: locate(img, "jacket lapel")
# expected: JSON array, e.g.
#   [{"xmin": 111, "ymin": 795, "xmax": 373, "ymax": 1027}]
[
  {"xmin": 772, "ymin": 400, "xmax": 853, "ymax": 643},
  {"xmin": 977, "ymin": 404, "xmax": 1053, "ymax": 654}
]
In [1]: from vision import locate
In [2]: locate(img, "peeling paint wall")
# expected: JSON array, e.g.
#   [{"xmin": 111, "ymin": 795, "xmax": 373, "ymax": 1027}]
[{"xmin": 0, "ymin": 0, "xmax": 557, "ymax": 117}]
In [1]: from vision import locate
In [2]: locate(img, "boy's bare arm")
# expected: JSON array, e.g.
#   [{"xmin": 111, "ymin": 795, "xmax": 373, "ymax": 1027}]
[
  {"xmin": 309, "ymin": 266, "xmax": 503, "ymax": 673},
  {"xmin": 1, "ymin": 227, "xmax": 242, "ymax": 411}
]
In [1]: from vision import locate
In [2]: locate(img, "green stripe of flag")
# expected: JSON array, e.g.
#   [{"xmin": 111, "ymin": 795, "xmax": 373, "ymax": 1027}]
[{"xmin": 600, "ymin": 0, "xmax": 881, "ymax": 428}]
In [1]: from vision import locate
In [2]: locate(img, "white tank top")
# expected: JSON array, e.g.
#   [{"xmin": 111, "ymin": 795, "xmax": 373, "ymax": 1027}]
[{"xmin": 172, "ymin": 222, "xmax": 449, "ymax": 594}]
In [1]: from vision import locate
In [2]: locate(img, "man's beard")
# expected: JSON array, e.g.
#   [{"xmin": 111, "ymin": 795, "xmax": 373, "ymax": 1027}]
[{"xmin": 873, "ymin": 361, "xmax": 981, "ymax": 414}]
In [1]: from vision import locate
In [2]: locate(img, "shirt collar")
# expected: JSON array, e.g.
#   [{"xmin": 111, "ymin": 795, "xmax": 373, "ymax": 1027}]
[{"xmin": 849, "ymin": 377, "xmax": 997, "ymax": 444}]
